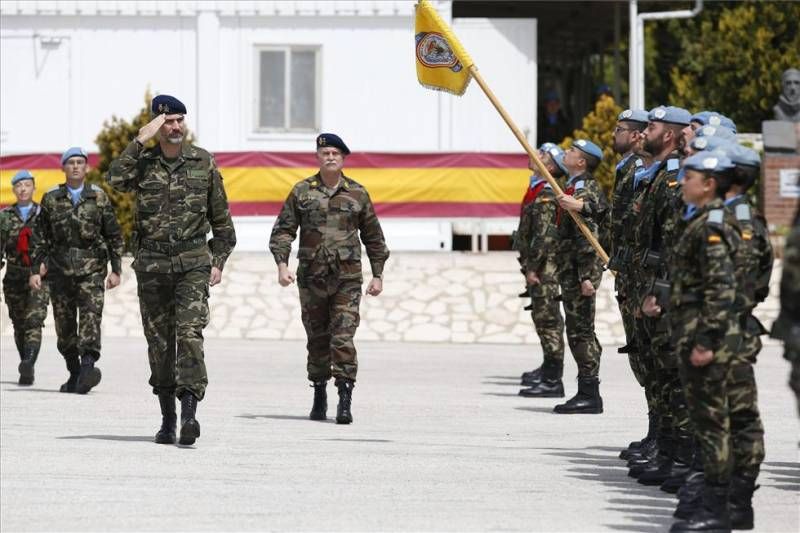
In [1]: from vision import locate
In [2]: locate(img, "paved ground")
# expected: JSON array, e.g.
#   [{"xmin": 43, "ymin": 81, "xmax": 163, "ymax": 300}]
[{"xmin": 1, "ymin": 336, "xmax": 798, "ymax": 532}]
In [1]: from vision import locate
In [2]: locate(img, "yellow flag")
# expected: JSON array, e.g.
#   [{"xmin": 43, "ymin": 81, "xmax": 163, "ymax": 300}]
[{"xmin": 414, "ymin": 0, "xmax": 474, "ymax": 96}]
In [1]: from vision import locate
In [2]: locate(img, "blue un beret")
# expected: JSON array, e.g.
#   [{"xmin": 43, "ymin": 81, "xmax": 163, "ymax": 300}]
[
  {"xmin": 61, "ymin": 146, "xmax": 88, "ymax": 166},
  {"xmin": 690, "ymin": 136, "xmax": 734, "ymax": 154},
  {"xmin": 618, "ymin": 108, "xmax": 650, "ymax": 124},
  {"xmin": 683, "ymin": 151, "xmax": 735, "ymax": 174},
  {"xmin": 151, "ymin": 94, "xmax": 187, "ymax": 116},
  {"xmin": 539, "ymin": 142, "xmax": 558, "ymax": 152},
  {"xmin": 695, "ymin": 125, "xmax": 737, "ymax": 142},
  {"xmin": 573, "ymin": 139, "xmax": 603, "ymax": 161},
  {"xmin": 690, "ymin": 111, "xmax": 713, "ymax": 125},
  {"xmin": 705, "ymin": 113, "xmax": 737, "ymax": 133},
  {"xmin": 316, "ymin": 133, "xmax": 350, "ymax": 155},
  {"xmin": 11, "ymin": 169, "xmax": 34, "ymax": 185},
  {"xmin": 648, "ymin": 106, "xmax": 692, "ymax": 126},
  {"xmin": 726, "ymin": 145, "xmax": 760, "ymax": 168},
  {"xmin": 552, "ymin": 153, "xmax": 569, "ymax": 176}
]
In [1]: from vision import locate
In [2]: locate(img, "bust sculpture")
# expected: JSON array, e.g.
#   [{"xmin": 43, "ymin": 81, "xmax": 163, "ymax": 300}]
[{"xmin": 774, "ymin": 68, "xmax": 800, "ymax": 122}]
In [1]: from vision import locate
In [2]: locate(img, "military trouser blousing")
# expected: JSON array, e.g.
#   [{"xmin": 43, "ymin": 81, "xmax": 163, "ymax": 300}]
[
  {"xmin": 136, "ymin": 267, "xmax": 210, "ymax": 400},
  {"xmin": 529, "ymin": 281, "xmax": 565, "ymax": 371},
  {"xmin": 49, "ymin": 271, "xmax": 106, "ymax": 361},
  {"xmin": 558, "ymin": 267, "xmax": 602, "ymax": 378},
  {"xmin": 2, "ymin": 273, "xmax": 49, "ymax": 357},
  {"xmin": 298, "ymin": 260, "xmax": 362, "ymax": 383}
]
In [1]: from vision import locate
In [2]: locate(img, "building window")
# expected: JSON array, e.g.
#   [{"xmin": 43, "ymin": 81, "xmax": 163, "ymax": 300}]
[{"xmin": 255, "ymin": 46, "xmax": 319, "ymax": 132}]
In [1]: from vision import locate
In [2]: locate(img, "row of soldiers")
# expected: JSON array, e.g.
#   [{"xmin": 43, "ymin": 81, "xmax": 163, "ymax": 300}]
[{"xmin": 514, "ymin": 106, "xmax": 799, "ymax": 532}]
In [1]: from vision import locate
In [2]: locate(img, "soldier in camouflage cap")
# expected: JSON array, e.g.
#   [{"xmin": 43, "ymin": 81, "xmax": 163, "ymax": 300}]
[
  {"xmin": 0, "ymin": 170, "xmax": 49, "ymax": 385},
  {"xmin": 29, "ymin": 148, "xmax": 123, "ymax": 394},
  {"xmin": 107, "ymin": 96, "xmax": 237, "ymax": 446},
  {"xmin": 270, "ymin": 133, "xmax": 389, "ymax": 425}
]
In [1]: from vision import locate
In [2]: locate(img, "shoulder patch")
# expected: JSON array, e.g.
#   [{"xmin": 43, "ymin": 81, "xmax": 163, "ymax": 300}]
[
  {"xmin": 707, "ymin": 234, "xmax": 722, "ymax": 244},
  {"xmin": 741, "ymin": 230, "xmax": 753, "ymax": 241},
  {"xmin": 574, "ymin": 180, "xmax": 585, "ymax": 190},
  {"xmin": 666, "ymin": 159, "xmax": 680, "ymax": 172},
  {"xmin": 707, "ymin": 209, "xmax": 724, "ymax": 225},
  {"xmin": 667, "ymin": 179, "xmax": 678, "ymax": 188},
  {"xmin": 735, "ymin": 203, "xmax": 751, "ymax": 221}
]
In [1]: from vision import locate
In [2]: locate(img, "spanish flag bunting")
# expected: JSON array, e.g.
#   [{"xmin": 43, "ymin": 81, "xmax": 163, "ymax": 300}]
[{"xmin": 414, "ymin": 0, "xmax": 474, "ymax": 96}]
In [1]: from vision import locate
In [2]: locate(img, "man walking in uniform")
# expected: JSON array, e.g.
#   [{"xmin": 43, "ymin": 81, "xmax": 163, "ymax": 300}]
[
  {"xmin": 1, "ymin": 170, "xmax": 49, "ymax": 385},
  {"xmin": 29, "ymin": 148, "xmax": 123, "ymax": 394},
  {"xmin": 107, "ymin": 95, "xmax": 237, "ymax": 446},
  {"xmin": 270, "ymin": 133, "xmax": 390, "ymax": 424}
]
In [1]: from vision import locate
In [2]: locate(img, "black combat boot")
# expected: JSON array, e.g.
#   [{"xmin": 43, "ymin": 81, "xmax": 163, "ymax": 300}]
[
  {"xmin": 670, "ymin": 481, "xmax": 731, "ymax": 533},
  {"xmin": 521, "ymin": 365, "xmax": 543, "ymax": 386},
  {"xmin": 620, "ymin": 410, "xmax": 657, "ymax": 460},
  {"xmin": 178, "ymin": 392, "xmax": 201, "ymax": 445},
  {"xmin": 660, "ymin": 434, "xmax": 695, "ymax": 493},
  {"xmin": 60, "ymin": 356, "xmax": 81, "ymax": 393},
  {"xmin": 18, "ymin": 345, "xmax": 39, "ymax": 386},
  {"xmin": 631, "ymin": 429, "xmax": 673, "ymax": 479},
  {"xmin": 75, "ymin": 354, "xmax": 102, "ymax": 394},
  {"xmin": 553, "ymin": 376, "xmax": 603, "ymax": 414},
  {"xmin": 519, "ymin": 361, "xmax": 564, "ymax": 397},
  {"xmin": 309, "ymin": 381, "xmax": 328, "ymax": 421},
  {"xmin": 335, "ymin": 379, "xmax": 354, "ymax": 424},
  {"xmin": 155, "ymin": 393, "xmax": 177, "ymax": 444},
  {"xmin": 728, "ymin": 475, "xmax": 758, "ymax": 530}
]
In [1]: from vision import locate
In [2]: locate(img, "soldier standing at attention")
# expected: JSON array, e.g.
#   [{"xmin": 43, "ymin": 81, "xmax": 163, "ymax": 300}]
[
  {"xmin": 0, "ymin": 170, "xmax": 49, "ymax": 385},
  {"xmin": 518, "ymin": 145, "xmax": 568, "ymax": 398},
  {"xmin": 107, "ymin": 95, "xmax": 237, "ymax": 446},
  {"xmin": 29, "ymin": 147, "xmax": 123, "ymax": 394},
  {"xmin": 666, "ymin": 152, "xmax": 741, "ymax": 533},
  {"xmin": 269, "ymin": 133, "xmax": 390, "ymax": 425},
  {"xmin": 553, "ymin": 139, "xmax": 608, "ymax": 414}
]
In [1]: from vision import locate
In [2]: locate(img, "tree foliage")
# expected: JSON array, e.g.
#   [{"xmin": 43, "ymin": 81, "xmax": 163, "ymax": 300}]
[
  {"xmin": 560, "ymin": 95, "xmax": 623, "ymax": 197},
  {"xmin": 645, "ymin": 0, "xmax": 800, "ymax": 131}
]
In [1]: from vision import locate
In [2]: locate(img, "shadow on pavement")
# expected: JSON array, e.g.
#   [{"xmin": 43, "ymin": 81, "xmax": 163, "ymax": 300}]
[
  {"xmin": 481, "ymin": 392, "xmax": 523, "ymax": 398},
  {"xmin": 514, "ymin": 406, "xmax": 558, "ymax": 414},
  {"xmin": 238, "ymin": 413, "xmax": 335, "ymax": 423},
  {"xmin": 484, "ymin": 375, "xmax": 521, "ymax": 381},
  {"xmin": 311, "ymin": 438, "xmax": 393, "ymax": 443},
  {"xmin": 543, "ymin": 447, "xmax": 676, "ymax": 532},
  {"xmin": 760, "ymin": 461, "xmax": 800, "ymax": 492},
  {"xmin": 57, "ymin": 434, "xmax": 153, "ymax": 442},
  {"xmin": 481, "ymin": 380, "xmax": 524, "ymax": 386},
  {"xmin": 3, "ymin": 385, "xmax": 65, "ymax": 394}
]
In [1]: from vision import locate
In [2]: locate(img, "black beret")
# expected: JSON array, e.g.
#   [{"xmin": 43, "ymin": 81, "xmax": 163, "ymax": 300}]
[
  {"xmin": 151, "ymin": 94, "xmax": 187, "ymax": 115},
  {"xmin": 316, "ymin": 133, "xmax": 350, "ymax": 155}
]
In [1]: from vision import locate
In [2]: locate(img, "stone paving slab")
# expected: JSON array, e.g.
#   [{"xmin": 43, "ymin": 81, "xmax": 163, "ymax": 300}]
[{"xmin": 1, "ymin": 336, "xmax": 797, "ymax": 532}]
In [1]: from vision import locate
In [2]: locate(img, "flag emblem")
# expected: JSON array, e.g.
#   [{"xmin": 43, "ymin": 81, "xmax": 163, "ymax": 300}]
[{"xmin": 415, "ymin": 32, "xmax": 463, "ymax": 72}]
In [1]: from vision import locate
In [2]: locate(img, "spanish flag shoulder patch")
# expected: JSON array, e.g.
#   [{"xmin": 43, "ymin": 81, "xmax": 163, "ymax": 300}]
[
  {"xmin": 707, "ymin": 234, "xmax": 722, "ymax": 244},
  {"xmin": 742, "ymin": 231, "xmax": 753, "ymax": 241}
]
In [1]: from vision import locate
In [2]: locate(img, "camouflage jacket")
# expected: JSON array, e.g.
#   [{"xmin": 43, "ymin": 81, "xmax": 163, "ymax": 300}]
[
  {"xmin": 0, "ymin": 203, "xmax": 44, "ymax": 280},
  {"xmin": 269, "ymin": 174, "xmax": 390, "ymax": 278},
  {"xmin": 669, "ymin": 198, "xmax": 741, "ymax": 355},
  {"xmin": 725, "ymin": 195, "xmax": 773, "ymax": 316},
  {"xmin": 631, "ymin": 152, "xmax": 683, "ymax": 281},
  {"xmin": 31, "ymin": 184, "xmax": 123, "ymax": 277},
  {"xmin": 610, "ymin": 152, "xmax": 645, "ymax": 254},
  {"xmin": 107, "ymin": 140, "xmax": 236, "ymax": 274},
  {"xmin": 771, "ymin": 211, "xmax": 800, "ymax": 349},
  {"xmin": 556, "ymin": 172, "xmax": 606, "ymax": 282},
  {"xmin": 519, "ymin": 185, "xmax": 560, "ymax": 291}
]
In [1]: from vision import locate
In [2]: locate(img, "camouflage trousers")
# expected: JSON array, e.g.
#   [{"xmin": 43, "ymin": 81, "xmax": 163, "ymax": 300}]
[
  {"xmin": 298, "ymin": 261, "xmax": 362, "ymax": 382},
  {"xmin": 2, "ymin": 273, "xmax": 49, "ymax": 357},
  {"xmin": 529, "ymin": 280, "xmax": 565, "ymax": 372},
  {"xmin": 615, "ymin": 273, "xmax": 646, "ymax": 386},
  {"xmin": 786, "ymin": 347, "xmax": 800, "ymax": 417},
  {"xmin": 727, "ymin": 328, "xmax": 765, "ymax": 479},
  {"xmin": 136, "ymin": 267, "xmax": 210, "ymax": 400},
  {"xmin": 48, "ymin": 271, "xmax": 106, "ymax": 361},
  {"xmin": 558, "ymin": 267, "xmax": 602, "ymax": 378}
]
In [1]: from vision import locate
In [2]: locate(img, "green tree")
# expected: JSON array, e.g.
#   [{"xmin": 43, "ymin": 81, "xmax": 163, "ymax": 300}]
[
  {"xmin": 646, "ymin": 0, "xmax": 800, "ymax": 131},
  {"xmin": 86, "ymin": 91, "xmax": 194, "ymax": 251},
  {"xmin": 560, "ymin": 94, "xmax": 623, "ymax": 196}
]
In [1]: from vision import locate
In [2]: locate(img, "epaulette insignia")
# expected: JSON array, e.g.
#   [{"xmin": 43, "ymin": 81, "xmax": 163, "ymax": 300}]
[
  {"xmin": 667, "ymin": 179, "xmax": 678, "ymax": 188},
  {"xmin": 735, "ymin": 203, "xmax": 751, "ymax": 221},
  {"xmin": 310, "ymin": 180, "xmax": 318, "ymax": 186},
  {"xmin": 540, "ymin": 198, "xmax": 551, "ymax": 203},
  {"xmin": 574, "ymin": 180, "xmax": 585, "ymax": 190},
  {"xmin": 707, "ymin": 209, "xmax": 724, "ymax": 224},
  {"xmin": 635, "ymin": 159, "xmax": 644, "ymax": 167},
  {"xmin": 707, "ymin": 235, "xmax": 722, "ymax": 244},
  {"xmin": 667, "ymin": 159, "xmax": 680, "ymax": 171},
  {"xmin": 742, "ymin": 231, "xmax": 753, "ymax": 241}
]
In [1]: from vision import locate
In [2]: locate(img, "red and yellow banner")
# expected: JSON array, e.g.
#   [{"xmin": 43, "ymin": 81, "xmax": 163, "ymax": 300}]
[{"xmin": 0, "ymin": 152, "xmax": 530, "ymax": 217}]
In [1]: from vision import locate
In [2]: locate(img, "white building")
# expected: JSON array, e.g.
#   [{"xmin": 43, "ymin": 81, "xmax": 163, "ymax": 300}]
[{"xmin": 1, "ymin": 0, "xmax": 538, "ymax": 250}]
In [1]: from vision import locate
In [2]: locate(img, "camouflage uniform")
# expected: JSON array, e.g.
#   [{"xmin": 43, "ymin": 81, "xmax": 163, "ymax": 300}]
[
  {"xmin": 269, "ymin": 174, "xmax": 389, "ymax": 382},
  {"xmin": 556, "ymin": 172, "xmax": 606, "ymax": 378},
  {"xmin": 772, "ymin": 210, "xmax": 800, "ymax": 414},
  {"xmin": 669, "ymin": 199, "xmax": 741, "ymax": 486},
  {"xmin": 518, "ymin": 181, "xmax": 564, "ymax": 376},
  {"xmin": 0, "ymin": 203, "xmax": 49, "ymax": 359},
  {"xmin": 107, "ymin": 140, "xmax": 236, "ymax": 400},
  {"xmin": 632, "ymin": 154, "xmax": 691, "ymax": 459},
  {"xmin": 31, "ymin": 184, "xmax": 123, "ymax": 370},
  {"xmin": 725, "ymin": 195, "xmax": 771, "ymax": 480}
]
